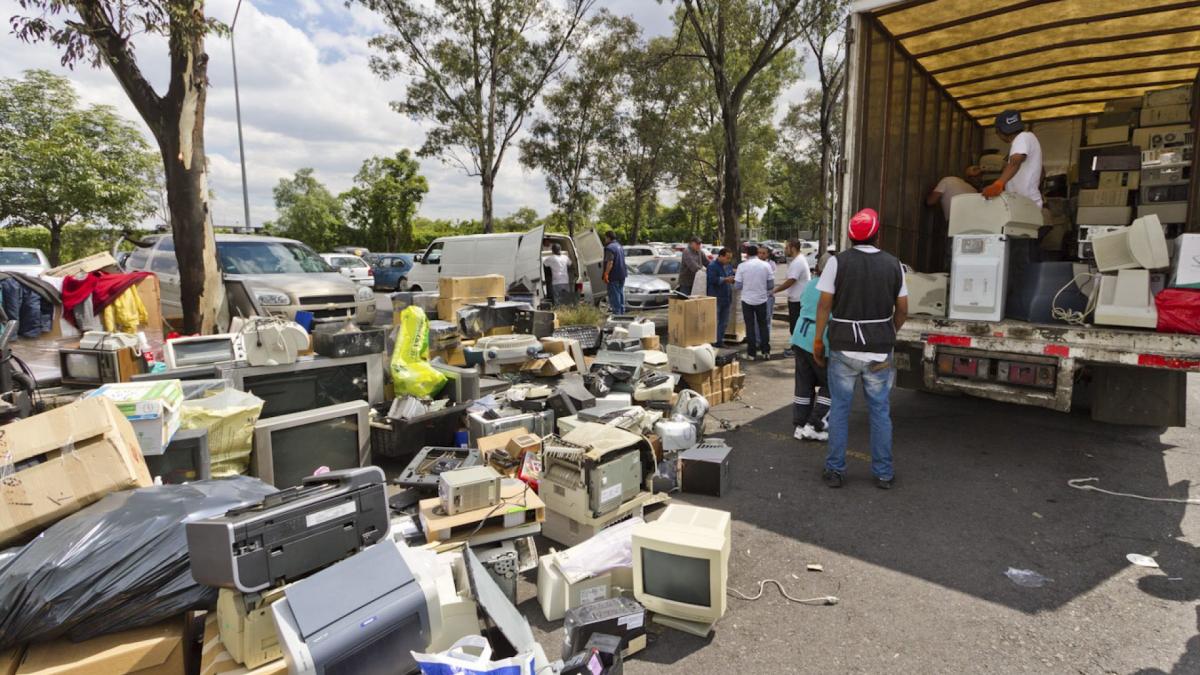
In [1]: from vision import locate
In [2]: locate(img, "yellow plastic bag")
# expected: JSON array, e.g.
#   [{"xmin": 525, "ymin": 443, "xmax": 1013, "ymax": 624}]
[
  {"xmin": 179, "ymin": 389, "xmax": 265, "ymax": 477},
  {"xmin": 391, "ymin": 306, "xmax": 447, "ymax": 398}
]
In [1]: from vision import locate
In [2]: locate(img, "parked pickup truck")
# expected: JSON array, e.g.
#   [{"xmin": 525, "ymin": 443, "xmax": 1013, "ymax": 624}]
[{"xmin": 839, "ymin": 0, "xmax": 1200, "ymax": 426}]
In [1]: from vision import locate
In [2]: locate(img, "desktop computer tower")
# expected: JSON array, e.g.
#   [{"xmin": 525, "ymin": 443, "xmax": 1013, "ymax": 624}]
[{"xmin": 949, "ymin": 235, "xmax": 1009, "ymax": 322}]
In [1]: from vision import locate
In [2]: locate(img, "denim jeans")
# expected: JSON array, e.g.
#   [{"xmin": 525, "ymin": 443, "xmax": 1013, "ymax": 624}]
[
  {"xmin": 825, "ymin": 350, "xmax": 895, "ymax": 479},
  {"xmin": 741, "ymin": 302, "xmax": 769, "ymax": 356},
  {"xmin": 715, "ymin": 296, "xmax": 731, "ymax": 345},
  {"xmin": 607, "ymin": 280, "xmax": 626, "ymax": 314}
]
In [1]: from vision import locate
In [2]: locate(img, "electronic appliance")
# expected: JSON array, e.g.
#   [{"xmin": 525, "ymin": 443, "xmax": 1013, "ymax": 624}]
[
  {"xmin": 949, "ymin": 235, "xmax": 1009, "ymax": 322},
  {"xmin": 1005, "ymin": 262, "xmax": 1091, "ymax": 324},
  {"xmin": 312, "ymin": 325, "xmax": 386, "ymax": 358},
  {"xmin": 514, "ymin": 309, "xmax": 556, "ymax": 337},
  {"xmin": 541, "ymin": 424, "xmax": 646, "ymax": 521},
  {"xmin": 562, "ymin": 633, "xmax": 623, "ymax": 675},
  {"xmin": 251, "ymin": 401, "xmax": 371, "ymax": 488},
  {"xmin": 145, "ymin": 427, "xmax": 211, "ymax": 484},
  {"xmin": 438, "ymin": 465, "xmax": 502, "ymax": 515},
  {"xmin": 272, "ymin": 542, "xmax": 432, "ymax": 675},
  {"xmin": 465, "ymin": 334, "xmax": 542, "ymax": 374},
  {"xmin": 1094, "ymin": 269, "xmax": 1158, "ymax": 328},
  {"xmin": 79, "ymin": 331, "xmax": 140, "ymax": 350},
  {"xmin": 1137, "ymin": 202, "xmax": 1188, "ymax": 224},
  {"xmin": 1077, "ymin": 225, "xmax": 1125, "ymax": 260},
  {"xmin": 562, "ymin": 598, "xmax": 646, "ymax": 661},
  {"xmin": 665, "ymin": 344, "xmax": 716, "ymax": 374},
  {"xmin": 186, "ymin": 466, "xmax": 388, "ymax": 592},
  {"xmin": 164, "ymin": 333, "xmax": 245, "ymax": 369},
  {"xmin": 232, "ymin": 317, "xmax": 310, "ymax": 366},
  {"xmin": 466, "ymin": 408, "xmax": 555, "ymax": 444},
  {"xmin": 553, "ymin": 325, "xmax": 603, "ymax": 352},
  {"xmin": 217, "ymin": 586, "xmax": 286, "ymax": 669},
  {"xmin": 587, "ymin": 350, "xmax": 644, "ymax": 394},
  {"xmin": 1091, "ymin": 214, "xmax": 1169, "ymax": 272},
  {"xmin": 1132, "ymin": 124, "xmax": 1192, "ymax": 150},
  {"xmin": 1144, "ymin": 85, "xmax": 1192, "ymax": 108},
  {"xmin": 475, "ymin": 540, "xmax": 520, "ymax": 605},
  {"xmin": 1076, "ymin": 205, "xmax": 1132, "ymax": 225},
  {"xmin": 132, "ymin": 364, "xmax": 224, "ymax": 383},
  {"xmin": 679, "ymin": 440, "xmax": 732, "ymax": 497},
  {"xmin": 223, "ymin": 354, "xmax": 384, "ymax": 419},
  {"xmin": 947, "ymin": 193, "xmax": 1042, "ymax": 238},
  {"xmin": 1142, "ymin": 146, "xmax": 1193, "ymax": 167},
  {"xmin": 1142, "ymin": 164, "xmax": 1190, "ymax": 186},
  {"xmin": 903, "ymin": 272, "xmax": 948, "ymax": 317},
  {"xmin": 1142, "ymin": 184, "xmax": 1190, "ymax": 204},
  {"xmin": 430, "ymin": 358, "xmax": 481, "ymax": 403},
  {"xmin": 632, "ymin": 504, "xmax": 731, "ymax": 636},
  {"xmin": 58, "ymin": 346, "xmax": 145, "ymax": 387},
  {"xmin": 397, "ymin": 446, "xmax": 483, "ymax": 491},
  {"xmin": 1078, "ymin": 145, "xmax": 1141, "ymax": 187},
  {"xmin": 1141, "ymin": 104, "xmax": 1190, "ymax": 127}
]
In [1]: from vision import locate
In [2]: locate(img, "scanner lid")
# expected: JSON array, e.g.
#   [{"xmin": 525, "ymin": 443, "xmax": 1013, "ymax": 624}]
[{"xmin": 285, "ymin": 542, "xmax": 414, "ymax": 639}]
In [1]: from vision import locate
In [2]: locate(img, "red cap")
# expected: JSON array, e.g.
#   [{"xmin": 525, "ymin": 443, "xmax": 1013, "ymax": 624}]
[{"xmin": 848, "ymin": 208, "xmax": 880, "ymax": 242}]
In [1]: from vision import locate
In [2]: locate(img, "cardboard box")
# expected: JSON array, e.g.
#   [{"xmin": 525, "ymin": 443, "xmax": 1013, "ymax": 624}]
[
  {"xmin": 439, "ymin": 275, "xmax": 506, "ymax": 300},
  {"xmin": 43, "ymin": 252, "xmax": 119, "ymax": 277},
  {"xmin": 640, "ymin": 335, "xmax": 660, "ymax": 350},
  {"xmin": 668, "ymin": 297, "xmax": 717, "ymax": 347},
  {"xmin": 1098, "ymin": 171, "xmax": 1139, "ymax": 190},
  {"xmin": 85, "ymin": 380, "xmax": 184, "ymax": 456},
  {"xmin": 1076, "ymin": 206, "xmax": 1132, "ymax": 226},
  {"xmin": 17, "ymin": 617, "xmax": 186, "ymax": 675},
  {"xmin": 506, "ymin": 433, "xmax": 541, "ymax": 458},
  {"xmin": 1171, "ymin": 234, "xmax": 1200, "ymax": 289},
  {"xmin": 1078, "ymin": 188, "xmax": 1129, "ymax": 207},
  {"xmin": 2, "ymin": 648, "xmax": 23, "ymax": 675},
  {"xmin": 0, "ymin": 397, "xmax": 151, "ymax": 546},
  {"xmin": 1088, "ymin": 125, "xmax": 1129, "ymax": 145},
  {"xmin": 521, "ymin": 350, "xmax": 575, "ymax": 376},
  {"xmin": 476, "ymin": 428, "xmax": 528, "ymax": 473},
  {"xmin": 1140, "ymin": 104, "xmax": 1191, "ymax": 127},
  {"xmin": 1145, "ymin": 86, "xmax": 1192, "ymax": 108},
  {"xmin": 201, "ymin": 613, "xmax": 286, "ymax": 675}
]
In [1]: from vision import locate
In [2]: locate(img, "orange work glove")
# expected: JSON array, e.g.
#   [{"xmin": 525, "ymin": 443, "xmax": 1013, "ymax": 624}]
[{"xmin": 981, "ymin": 180, "xmax": 1006, "ymax": 199}]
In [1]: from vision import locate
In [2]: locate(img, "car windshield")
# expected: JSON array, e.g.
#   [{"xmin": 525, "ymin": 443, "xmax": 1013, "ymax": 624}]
[
  {"xmin": 636, "ymin": 260, "xmax": 658, "ymax": 274},
  {"xmin": 217, "ymin": 241, "xmax": 332, "ymax": 274},
  {"xmin": 0, "ymin": 251, "xmax": 40, "ymax": 265}
]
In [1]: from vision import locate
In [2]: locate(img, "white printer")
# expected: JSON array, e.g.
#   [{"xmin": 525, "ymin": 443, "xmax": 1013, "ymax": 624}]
[{"xmin": 949, "ymin": 235, "xmax": 1008, "ymax": 322}]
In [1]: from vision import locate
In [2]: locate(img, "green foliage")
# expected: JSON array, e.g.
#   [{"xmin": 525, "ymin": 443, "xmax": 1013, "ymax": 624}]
[
  {"xmin": 553, "ymin": 301, "xmax": 606, "ymax": 327},
  {"xmin": 0, "ymin": 69, "xmax": 158, "ymax": 264},
  {"xmin": 265, "ymin": 169, "xmax": 348, "ymax": 252},
  {"xmin": 0, "ymin": 224, "xmax": 127, "ymax": 262},
  {"xmin": 342, "ymin": 150, "xmax": 429, "ymax": 252}
]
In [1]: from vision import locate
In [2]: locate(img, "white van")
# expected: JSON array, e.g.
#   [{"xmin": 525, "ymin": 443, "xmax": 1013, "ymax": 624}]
[{"xmin": 405, "ymin": 226, "xmax": 607, "ymax": 303}]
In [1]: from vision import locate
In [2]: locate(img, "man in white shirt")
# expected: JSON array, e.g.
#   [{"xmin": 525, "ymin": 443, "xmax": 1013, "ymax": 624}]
[
  {"xmin": 542, "ymin": 243, "xmax": 572, "ymax": 306},
  {"xmin": 983, "ymin": 110, "xmax": 1044, "ymax": 208},
  {"xmin": 926, "ymin": 166, "xmax": 983, "ymax": 220},
  {"xmin": 771, "ymin": 239, "xmax": 812, "ymax": 358},
  {"xmin": 734, "ymin": 245, "xmax": 774, "ymax": 360}
]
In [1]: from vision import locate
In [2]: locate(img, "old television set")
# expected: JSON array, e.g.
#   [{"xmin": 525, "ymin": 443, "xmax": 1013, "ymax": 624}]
[
  {"xmin": 132, "ymin": 364, "xmax": 225, "ymax": 383},
  {"xmin": 252, "ymin": 400, "xmax": 370, "ymax": 488},
  {"xmin": 632, "ymin": 504, "xmax": 731, "ymax": 636},
  {"xmin": 58, "ymin": 347, "xmax": 145, "ymax": 387},
  {"xmin": 146, "ymin": 428, "xmax": 211, "ymax": 484},
  {"xmin": 164, "ymin": 333, "xmax": 245, "ymax": 369},
  {"xmin": 224, "ymin": 354, "xmax": 385, "ymax": 419}
]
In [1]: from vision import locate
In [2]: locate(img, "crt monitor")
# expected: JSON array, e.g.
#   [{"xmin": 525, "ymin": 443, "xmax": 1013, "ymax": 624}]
[
  {"xmin": 632, "ymin": 504, "xmax": 731, "ymax": 626},
  {"xmin": 146, "ymin": 428, "xmax": 211, "ymax": 484},
  {"xmin": 252, "ymin": 400, "xmax": 370, "ymax": 488},
  {"xmin": 226, "ymin": 354, "xmax": 384, "ymax": 419}
]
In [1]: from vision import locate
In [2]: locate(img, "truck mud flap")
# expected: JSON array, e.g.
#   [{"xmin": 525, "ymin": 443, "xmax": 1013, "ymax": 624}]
[{"xmin": 1089, "ymin": 364, "xmax": 1187, "ymax": 427}]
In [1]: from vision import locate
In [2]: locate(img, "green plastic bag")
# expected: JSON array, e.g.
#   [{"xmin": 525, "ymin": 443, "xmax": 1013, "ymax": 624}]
[{"xmin": 391, "ymin": 305, "xmax": 447, "ymax": 398}]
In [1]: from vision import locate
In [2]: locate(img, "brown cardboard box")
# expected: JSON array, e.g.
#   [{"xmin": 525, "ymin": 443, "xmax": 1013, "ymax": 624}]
[
  {"xmin": 522, "ymin": 351, "xmax": 574, "ymax": 376},
  {"xmin": 506, "ymin": 433, "xmax": 541, "ymax": 458},
  {"xmin": 2, "ymin": 648, "xmax": 23, "ymax": 675},
  {"xmin": 477, "ymin": 429, "xmax": 528, "ymax": 474},
  {"xmin": 436, "ymin": 297, "xmax": 485, "ymax": 322},
  {"xmin": 668, "ymin": 297, "xmax": 717, "ymax": 347},
  {"xmin": 17, "ymin": 618, "xmax": 186, "ymax": 675},
  {"xmin": 439, "ymin": 275, "xmax": 506, "ymax": 299},
  {"xmin": 44, "ymin": 252, "xmax": 119, "ymax": 277},
  {"xmin": 640, "ymin": 335, "xmax": 660, "ymax": 350},
  {"xmin": 200, "ymin": 614, "xmax": 286, "ymax": 675},
  {"xmin": 1, "ymin": 397, "xmax": 152, "ymax": 546}
]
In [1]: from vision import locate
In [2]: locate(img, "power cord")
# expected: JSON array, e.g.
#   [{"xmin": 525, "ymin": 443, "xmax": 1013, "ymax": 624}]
[
  {"xmin": 1051, "ymin": 271, "xmax": 1099, "ymax": 326},
  {"xmin": 728, "ymin": 579, "xmax": 839, "ymax": 606},
  {"xmin": 1068, "ymin": 477, "xmax": 1200, "ymax": 505}
]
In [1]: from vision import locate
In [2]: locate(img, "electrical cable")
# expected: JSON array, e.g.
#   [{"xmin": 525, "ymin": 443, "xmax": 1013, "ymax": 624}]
[
  {"xmin": 727, "ymin": 579, "xmax": 839, "ymax": 606},
  {"xmin": 1068, "ymin": 477, "xmax": 1200, "ymax": 505},
  {"xmin": 1051, "ymin": 271, "xmax": 1099, "ymax": 326}
]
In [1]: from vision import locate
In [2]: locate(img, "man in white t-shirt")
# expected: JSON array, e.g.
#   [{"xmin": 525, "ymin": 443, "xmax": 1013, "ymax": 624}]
[
  {"xmin": 771, "ymin": 239, "xmax": 812, "ymax": 358},
  {"xmin": 926, "ymin": 166, "xmax": 983, "ymax": 220},
  {"xmin": 983, "ymin": 109, "xmax": 1043, "ymax": 208},
  {"xmin": 542, "ymin": 243, "xmax": 572, "ymax": 305},
  {"xmin": 734, "ymin": 245, "xmax": 775, "ymax": 360}
]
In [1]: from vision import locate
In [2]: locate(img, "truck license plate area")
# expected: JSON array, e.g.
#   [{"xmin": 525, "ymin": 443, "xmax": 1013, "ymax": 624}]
[
  {"xmin": 936, "ymin": 352, "xmax": 990, "ymax": 380},
  {"xmin": 996, "ymin": 360, "xmax": 1056, "ymax": 389}
]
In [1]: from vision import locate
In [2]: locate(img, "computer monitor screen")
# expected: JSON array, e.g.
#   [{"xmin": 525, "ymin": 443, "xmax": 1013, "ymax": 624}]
[
  {"xmin": 63, "ymin": 352, "xmax": 101, "ymax": 382},
  {"xmin": 171, "ymin": 338, "xmax": 236, "ymax": 367},
  {"xmin": 641, "ymin": 549, "xmax": 711, "ymax": 608},
  {"xmin": 243, "ymin": 372, "xmax": 320, "ymax": 418},
  {"xmin": 253, "ymin": 401, "xmax": 370, "ymax": 488},
  {"xmin": 146, "ymin": 428, "xmax": 211, "ymax": 484},
  {"xmin": 240, "ymin": 360, "xmax": 370, "ymax": 419}
]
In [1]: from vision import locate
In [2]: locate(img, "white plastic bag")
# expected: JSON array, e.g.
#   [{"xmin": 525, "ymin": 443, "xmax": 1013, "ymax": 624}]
[
  {"xmin": 555, "ymin": 517, "xmax": 643, "ymax": 584},
  {"xmin": 413, "ymin": 635, "xmax": 535, "ymax": 675}
]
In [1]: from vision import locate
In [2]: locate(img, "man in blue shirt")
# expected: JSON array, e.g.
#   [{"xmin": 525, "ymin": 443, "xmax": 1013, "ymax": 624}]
[
  {"xmin": 602, "ymin": 231, "xmax": 627, "ymax": 314},
  {"xmin": 706, "ymin": 248, "xmax": 735, "ymax": 346},
  {"xmin": 790, "ymin": 253, "xmax": 831, "ymax": 442}
]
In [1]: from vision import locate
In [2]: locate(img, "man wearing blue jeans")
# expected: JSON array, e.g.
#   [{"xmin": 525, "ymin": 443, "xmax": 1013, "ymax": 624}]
[
  {"xmin": 813, "ymin": 208, "xmax": 908, "ymax": 489},
  {"xmin": 706, "ymin": 248, "xmax": 735, "ymax": 346},
  {"xmin": 602, "ymin": 231, "xmax": 627, "ymax": 314}
]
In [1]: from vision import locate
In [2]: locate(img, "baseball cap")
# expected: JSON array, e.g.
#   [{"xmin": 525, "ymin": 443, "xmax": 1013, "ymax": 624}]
[
  {"xmin": 847, "ymin": 208, "xmax": 880, "ymax": 243},
  {"xmin": 995, "ymin": 110, "xmax": 1024, "ymax": 134}
]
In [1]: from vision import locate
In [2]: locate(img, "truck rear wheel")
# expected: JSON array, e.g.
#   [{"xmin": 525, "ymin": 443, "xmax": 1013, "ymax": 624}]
[{"xmin": 1088, "ymin": 365, "xmax": 1187, "ymax": 427}]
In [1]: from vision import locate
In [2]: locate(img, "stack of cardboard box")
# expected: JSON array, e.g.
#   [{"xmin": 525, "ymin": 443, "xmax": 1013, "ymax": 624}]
[{"xmin": 436, "ymin": 275, "xmax": 506, "ymax": 320}]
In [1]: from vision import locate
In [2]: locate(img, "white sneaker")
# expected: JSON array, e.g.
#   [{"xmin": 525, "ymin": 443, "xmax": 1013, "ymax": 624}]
[
  {"xmin": 801, "ymin": 425, "xmax": 829, "ymax": 442},
  {"xmin": 793, "ymin": 426, "xmax": 806, "ymax": 440}
]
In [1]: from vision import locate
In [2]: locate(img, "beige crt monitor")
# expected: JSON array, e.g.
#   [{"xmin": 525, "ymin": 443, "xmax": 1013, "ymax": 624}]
[{"xmin": 632, "ymin": 504, "xmax": 731, "ymax": 635}]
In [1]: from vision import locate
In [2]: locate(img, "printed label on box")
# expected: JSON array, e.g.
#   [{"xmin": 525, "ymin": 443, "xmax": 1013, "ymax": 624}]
[
  {"xmin": 578, "ymin": 585, "xmax": 608, "ymax": 605},
  {"xmin": 306, "ymin": 501, "xmax": 357, "ymax": 528},
  {"xmin": 618, "ymin": 613, "xmax": 644, "ymax": 630}
]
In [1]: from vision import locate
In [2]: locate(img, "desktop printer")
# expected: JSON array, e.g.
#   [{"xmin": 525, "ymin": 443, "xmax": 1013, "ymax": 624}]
[
  {"xmin": 186, "ymin": 466, "xmax": 390, "ymax": 592},
  {"xmin": 540, "ymin": 423, "xmax": 648, "ymax": 521}
]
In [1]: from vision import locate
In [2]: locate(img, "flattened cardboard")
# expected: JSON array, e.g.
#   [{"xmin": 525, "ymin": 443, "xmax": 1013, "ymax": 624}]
[
  {"xmin": 44, "ymin": 252, "xmax": 119, "ymax": 277},
  {"xmin": 0, "ymin": 397, "xmax": 151, "ymax": 546},
  {"xmin": 17, "ymin": 617, "xmax": 185, "ymax": 675}
]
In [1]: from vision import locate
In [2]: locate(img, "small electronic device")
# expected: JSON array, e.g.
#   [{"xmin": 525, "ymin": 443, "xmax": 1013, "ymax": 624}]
[
  {"xmin": 216, "ymin": 586, "xmax": 286, "ymax": 668},
  {"xmin": 666, "ymin": 343, "xmax": 716, "ymax": 374},
  {"xmin": 1091, "ymin": 214, "xmax": 1169, "ymax": 272},
  {"xmin": 272, "ymin": 542, "xmax": 432, "ymax": 675},
  {"xmin": 312, "ymin": 325, "xmax": 386, "ymax": 358},
  {"xmin": 186, "ymin": 466, "xmax": 389, "ymax": 592},
  {"xmin": 949, "ymin": 235, "xmax": 1009, "ymax": 322},
  {"xmin": 947, "ymin": 193, "xmax": 1042, "ymax": 238},
  {"xmin": 514, "ymin": 309, "xmax": 556, "ymax": 337},
  {"xmin": 1077, "ymin": 225, "xmax": 1125, "ymax": 260},
  {"xmin": 562, "ymin": 633, "xmax": 624, "ymax": 675},
  {"xmin": 132, "ymin": 364, "xmax": 224, "ymax": 382},
  {"xmin": 1095, "ymin": 269, "xmax": 1158, "ymax": 328},
  {"xmin": 398, "ymin": 446, "xmax": 484, "ymax": 491},
  {"xmin": 466, "ymin": 409, "xmax": 555, "ymax": 444},
  {"xmin": 553, "ymin": 325, "xmax": 603, "ymax": 351},
  {"xmin": 224, "ymin": 354, "xmax": 385, "ymax": 419},
  {"xmin": 430, "ymin": 358, "xmax": 481, "ymax": 403},
  {"xmin": 466, "ymin": 334, "xmax": 542, "ymax": 374},
  {"xmin": 164, "ymin": 333, "xmax": 245, "ymax": 369},
  {"xmin": 679, "ymin": 440, "xmax": 732, "ymax": 497},
  {"xmin": 234, "ymin": 317, "xmax": 310, "ymax": 366},
  {"xmin": 904, "ymin": 272, "xmax": 948, "ymax": 317},
  {"xmin": 438, "ymin": 465, "xmax": 502, "ymax": 515},
  {"xmin": 58, "ymin": 347, "xmax": 145, "ymax": 387},
  {"xmin": 633, "ymin": 504, "xmax": 731, "ymax": 636},
  {"xmin": 562, "ymin": 597, "xmax": 647, "ymax": 660},
  {"xmin": 251, "ymin": 400, "xmax": 371, "ymax": 488},
  {"xmin": 475, "ymin": 540, "xmax": 520, "ymax": 605},
  {"xmin": 540, "ymin": 424, "xmax": 646, "ymax": 521},
  {"xmin": 145, "ymin": 427, "xmax": 211, "ymax": 484},
  {"xmin": 603, "ymin": 336, "xmax": 642, "ymax": 352}
]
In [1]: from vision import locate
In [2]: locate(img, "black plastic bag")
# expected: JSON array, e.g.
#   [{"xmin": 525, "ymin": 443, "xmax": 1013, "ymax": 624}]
[{"xmin": 0, "ymin": 476, "xmax": 274, "ymax": 647}]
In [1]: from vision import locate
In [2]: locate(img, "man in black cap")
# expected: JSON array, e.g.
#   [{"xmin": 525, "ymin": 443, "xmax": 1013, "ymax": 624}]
[{"xmin": 982, "ymin": 109, "xmax": 1044, "ymax": 208}]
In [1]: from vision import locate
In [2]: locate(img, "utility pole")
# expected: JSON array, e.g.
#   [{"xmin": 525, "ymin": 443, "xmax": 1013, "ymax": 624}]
[{"xmin": 231, "ymin": 0, "xmax": 252, "ymax": 232}]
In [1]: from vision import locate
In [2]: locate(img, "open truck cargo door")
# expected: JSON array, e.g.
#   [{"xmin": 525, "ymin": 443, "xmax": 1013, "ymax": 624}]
[
  {"xmin": 573, "ymin": 228, "xmax": 607, "ymax": 301},
  {"xmin": 515, "ymin": 225, "xmax": 547, "ymax": 297}
]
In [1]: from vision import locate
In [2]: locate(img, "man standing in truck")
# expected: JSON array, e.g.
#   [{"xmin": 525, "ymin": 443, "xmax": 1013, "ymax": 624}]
[
  {"xmin": 813, "ymin": 208, "xmax": 908, "ymax": 489},
  {"xmin": 982, "ymin": 110, "xmax": 1043, "ymax": 208}
]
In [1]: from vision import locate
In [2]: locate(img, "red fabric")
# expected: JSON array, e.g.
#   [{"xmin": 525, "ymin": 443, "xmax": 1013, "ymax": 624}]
[
  {"xmin": 848, "ymin": 208, "xmax": 880, "ymax": 242},
  {"xmin": 1155, "ymin": 289, "xmax": 1200, "ymax": 335},
  {"xmin": 60, "ymin": 271, "xmax": 152, "ymax": 326}
]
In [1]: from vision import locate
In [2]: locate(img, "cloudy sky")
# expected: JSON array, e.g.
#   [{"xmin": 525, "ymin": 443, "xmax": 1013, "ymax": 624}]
[{"xmin": 1, "ymin": 0, "xmax": 810, "ymax": 229}]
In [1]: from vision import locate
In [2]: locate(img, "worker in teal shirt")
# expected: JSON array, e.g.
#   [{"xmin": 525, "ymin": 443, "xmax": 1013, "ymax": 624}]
[
  {"xmin": 791, "ymin": 254, "xmax": 831, "ymax": 441},
  {"xmin": 706, "ymin": 248, "xmax": 735, "ymax": 347}
]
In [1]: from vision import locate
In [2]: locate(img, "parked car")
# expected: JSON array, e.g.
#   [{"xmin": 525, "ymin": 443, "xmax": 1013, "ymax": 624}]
[
  {"xmin": 0, "ymin": 248, "xmax": 49, "ymax": 275},
  {"xmin": 634, "ymin": 256, "xmax": 682, "ymax": 288},
  {"xmin": 121, "ymin": 234, "xmax": 376, "ymax": 326},
  {"xmin": 758, "ymin": 240, "xmax": 787, "ymax": 263},
  {"xmin": 622, "ymin": 245, "xmax": 658, "ymax": 269},
  {"xmin": 623, "ymin": 273, "xmax": 672, "ymax": 310},
  {"xmin": 370, "ymin": 253, "xmax": 414, "ymax": 291},
  {"xmin": 320, "ymin": 253, "xmax": 374, "ymax": 286}
]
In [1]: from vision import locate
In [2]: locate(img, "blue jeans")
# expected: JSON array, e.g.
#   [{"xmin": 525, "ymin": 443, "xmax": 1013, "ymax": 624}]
[
  {"xmin": 715, "ymin": 296, "xmax": 731, "ymax": 345},
  {"xmin": 607, "ymin": 280, "xmax": 626, "ymax": 314},
  {"xmin": 825, "ymin": 350, "xmax": 895, "ymax": 479}
]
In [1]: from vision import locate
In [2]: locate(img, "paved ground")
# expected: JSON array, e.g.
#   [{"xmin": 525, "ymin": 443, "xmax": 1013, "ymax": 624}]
[{"xmin": 519, "ymin": 325, "xmax": 1200, "ymax": 674}]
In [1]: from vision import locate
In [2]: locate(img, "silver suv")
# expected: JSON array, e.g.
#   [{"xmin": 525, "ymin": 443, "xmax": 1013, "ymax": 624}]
[{"xmin": 123, "ymin": 234, "xmax": 376, "ymax": 326}]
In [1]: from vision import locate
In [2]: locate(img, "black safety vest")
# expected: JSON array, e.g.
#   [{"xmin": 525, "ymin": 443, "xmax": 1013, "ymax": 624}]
[{"xmin": 828, "ymin": 248, "xmax": 903, "ymax": 354}]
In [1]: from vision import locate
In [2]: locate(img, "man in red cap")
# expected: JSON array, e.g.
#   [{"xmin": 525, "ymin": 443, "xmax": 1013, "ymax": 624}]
[{"xmin": 812, "ymin": 208, "xmax": 908, "ymax": 489}]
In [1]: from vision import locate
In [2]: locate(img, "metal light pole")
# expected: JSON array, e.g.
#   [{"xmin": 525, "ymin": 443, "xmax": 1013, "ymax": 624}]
[{"xmin": 231, "ymin": 0, "xmax": 252, "ymax": 232}]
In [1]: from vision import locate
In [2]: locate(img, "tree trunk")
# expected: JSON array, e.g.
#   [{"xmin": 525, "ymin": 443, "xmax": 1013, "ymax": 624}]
[
  {"xmin": 630, "ymin": 188, "xmax": 645, "ymax": 244},
  {"xmin": 481, "ymin": 173, "xmax": 494, "ymax": 233},
  {"xmin": 721, "ymin": 108, "xmax": 741, "ymax": 257},
  {"xmin": 47, "ymin": 221, "xmax": 63, "ymax": 267}
]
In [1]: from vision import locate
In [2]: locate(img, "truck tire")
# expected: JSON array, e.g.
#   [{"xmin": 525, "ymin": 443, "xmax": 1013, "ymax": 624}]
[{"xmin": 1089, "ymin": 364, "xmax": 1187, "ymax": 427}]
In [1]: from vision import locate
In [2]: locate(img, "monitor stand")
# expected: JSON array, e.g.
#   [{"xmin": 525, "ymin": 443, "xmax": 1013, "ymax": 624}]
[{"xmin": 653, "ymin": 614, "xmax": 715, "ymax": 637}]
